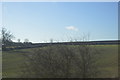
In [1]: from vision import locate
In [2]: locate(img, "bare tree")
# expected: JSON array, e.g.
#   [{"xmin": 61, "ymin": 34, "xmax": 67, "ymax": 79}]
[
  {"xmin": 75, "ymin": 44, "xmax": 100, "ymax": 78},
  {"xmin": 2, "ymin": 28, "xmax": 14, "ymax": 50}
]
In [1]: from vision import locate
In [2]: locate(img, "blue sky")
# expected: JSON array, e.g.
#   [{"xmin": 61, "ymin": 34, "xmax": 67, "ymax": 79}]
[{"xmin": 2, "ymin": 2, "xmax": 118, "ymax": 43}]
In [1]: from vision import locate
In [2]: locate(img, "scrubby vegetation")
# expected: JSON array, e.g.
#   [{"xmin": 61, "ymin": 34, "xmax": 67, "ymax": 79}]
[
  {"xmin": 3, "ymin": 45, "xmax": 118, "ymax": 78},
  {"xmin": 21, "ymin": 44, "xmax": 100, "ymax": 78}
]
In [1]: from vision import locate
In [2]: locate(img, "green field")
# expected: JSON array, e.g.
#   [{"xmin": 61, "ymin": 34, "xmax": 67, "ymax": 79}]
[{"xmin": 2, "ymin": 45, "xmax": 118, "ymax": 78}]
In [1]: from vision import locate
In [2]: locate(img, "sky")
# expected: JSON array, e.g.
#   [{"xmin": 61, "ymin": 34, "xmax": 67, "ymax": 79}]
[{"xmin": 2, "ymin": 2, "xmax": 118, "ymax": 43}]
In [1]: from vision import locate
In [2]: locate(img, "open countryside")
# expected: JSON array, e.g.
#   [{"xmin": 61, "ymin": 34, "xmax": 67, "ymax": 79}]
[{"xmin": 2, "ymin": 2, "xmax": 118, "ymax": 78}]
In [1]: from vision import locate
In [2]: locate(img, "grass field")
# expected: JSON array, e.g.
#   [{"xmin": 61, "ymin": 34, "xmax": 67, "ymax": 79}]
[{"xmin": 2, "ymin": 45, "xmax": 118, "ymax": 78}]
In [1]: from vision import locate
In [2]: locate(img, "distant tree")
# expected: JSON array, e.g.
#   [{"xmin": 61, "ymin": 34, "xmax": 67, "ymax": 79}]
[
  {"xmin": 24, "ymin": 39, "xmax": 29, "ymax": 43},
  {"xmin": 50, "ymin": 38, "xmax": 53, "ymax": 43},
  {"xmin": 17, "ymin": 39, "xmax": 21, "ymax": 43},
  {"xmin": 2, "ymin": 28, "xmax": 15, "ymax": 50}
]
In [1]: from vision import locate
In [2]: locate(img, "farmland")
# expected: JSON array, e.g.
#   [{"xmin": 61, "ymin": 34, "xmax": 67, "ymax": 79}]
[{"xmin": 2, "ymin": 45, "xmax": 118, "ymax": 78}]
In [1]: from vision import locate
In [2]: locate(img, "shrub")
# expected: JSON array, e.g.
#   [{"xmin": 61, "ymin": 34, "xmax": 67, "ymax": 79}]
[{"xmin": 21, "ymin": 44, "xmax": 100, "ymax": 78}]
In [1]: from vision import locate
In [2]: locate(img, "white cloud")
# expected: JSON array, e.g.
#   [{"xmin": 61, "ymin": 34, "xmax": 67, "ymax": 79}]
[{"xmin": 65, "ymin": 26, "xmax": 78, "ymax": 31}]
